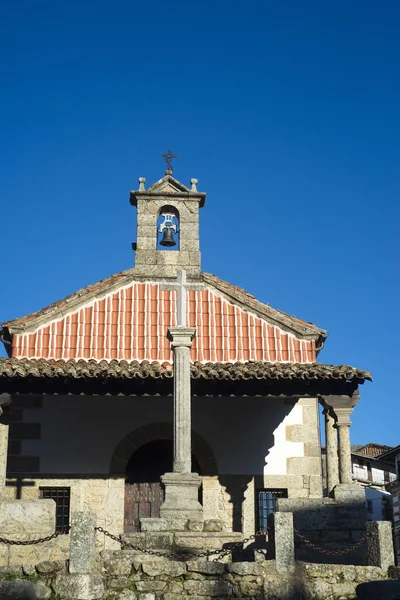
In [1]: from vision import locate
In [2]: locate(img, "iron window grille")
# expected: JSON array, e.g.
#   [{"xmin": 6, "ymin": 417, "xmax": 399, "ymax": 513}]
[
  {"xmin": 257, "ymin": 488, "xmax": 288, "ymax": 533},
  {"xmin": 40, "ymin": 487, "xmax": 70, "ymax": 533}
]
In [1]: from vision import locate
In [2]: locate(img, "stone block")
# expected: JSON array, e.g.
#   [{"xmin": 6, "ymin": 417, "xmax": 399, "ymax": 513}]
[
  {"xmin": 183, "ymin": 579, "xmax": 233, "ymax": 596},
  {"xmin": 108, "ymin": 577, "xmax": 131, "ymax": 589},
  {"xmin": 332, "ymin": 581, "xmax": 357, "ymax": 597},
  {"xmin": 274, "ymin": 512, "xmax": 295, "ymax": 573},
  {"xmin": 135, "ymin": 581, "xmax": 167, "ymax": 592},
  {"xmin": 287, "ymin": 456, "xmax": 321, "ymax": 475},
  {"xmin": 160, "ymin": 472, "xmax": 203, "ymax": 521},
  {"xmin": 141, "ymin": 559, "xmax": 186, "ymax": 577},
  {"xmin": 333, "ymin": 483, "xmax": 366, "ymax": 503},
  {"xmin": 103, "ymin": 557, "xmax": 132, "ymax": 576},
  {"xmin": 203, "ymin": 519, "xmax": 223, "ymax": 532},
  {"xmin": 0, "ymin": 581, "xmax": 36, "ymax": 600},
  {"xmin": 69, "ymin": 511, "xmax": 97, "ymax": 574},
  {"xmin": 145, "ymin": 532, "xmax": 174, "ymax": 549},
  {"xmin": 36, "ymin": 581, "xmax": 52, "ymax": 600},
  {"xmin": 54, "ymin": 573, "xmax": 104, "ymax": 600},
  {"xmin": 228, "ymin": 562, "xmax": 263, "ymax": 576},
  {"xmin": 0, "ymin": 500, "xmax": 55, "ymax": 537},
  {"xmin": 187, "ymin": 519, "xmax": 203, "ymax": 532},
  {"xmin": 187, "ymin": 559, "xmax": 226, "ymax": 575},
  {"xmin": 138, "ymin": 595, "xmax": 154, "ymax": 600},
  {"xmin": 367, "ymin": 521, "xmax": 395, "ymax": 570},
  {"xmin": 36, "ymin": 560, "xmax": 64, "ymax": 574},
  {"xmin": 140, "ymin": 518, "xmax": 189, "ymax": 532}
]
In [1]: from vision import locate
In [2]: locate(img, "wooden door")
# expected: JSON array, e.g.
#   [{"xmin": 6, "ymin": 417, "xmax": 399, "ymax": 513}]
[{"xmin": 124, "ymin": 482, "xmax": 165, "ymax": 533}]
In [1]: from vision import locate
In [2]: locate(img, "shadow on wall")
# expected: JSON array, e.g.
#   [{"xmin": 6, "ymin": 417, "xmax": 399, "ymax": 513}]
[{"xmin": 273, "ymin": 497, "xmax": 369, "ymax": 566}]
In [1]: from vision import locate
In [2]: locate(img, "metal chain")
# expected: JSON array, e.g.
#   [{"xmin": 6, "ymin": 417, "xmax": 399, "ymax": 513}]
[
  {"xmin": 0, "ymin": 528, "xmax": 70, "ymax": 546},
  {"xmin": 95, "ymin": 527, "xmax": 267, "ymax": 562},
  {"xmin": 294, "ymin": 528, "xmax": 368, "ymax": 557}
]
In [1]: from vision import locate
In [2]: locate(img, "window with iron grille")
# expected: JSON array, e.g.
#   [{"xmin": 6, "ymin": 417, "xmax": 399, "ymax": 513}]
[
  {"xmin": 40, "ymin": 487, "xmax": 70, "ymax": 533},
  {"xmin": 257, "ymin": 489, "xmax": 288, "ymax": 533}
]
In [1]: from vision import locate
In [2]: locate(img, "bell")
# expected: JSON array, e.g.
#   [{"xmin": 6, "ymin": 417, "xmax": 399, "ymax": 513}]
[{"xmin": 160, "ymin": 227, "xmax": 176, "ymax": 247}]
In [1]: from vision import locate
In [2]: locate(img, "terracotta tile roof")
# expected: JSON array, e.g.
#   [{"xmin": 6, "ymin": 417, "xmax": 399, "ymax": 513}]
[
  {"xmin": 1, "ymin": 271, "xmax": 326, "ymax": 364},
  {"xmin": 0, "ymin": 357, "xmax": 372, "ymax": 383},
  {"xmin": 352, "ymin": 442, "xmax": 393, "ymax": 458}
]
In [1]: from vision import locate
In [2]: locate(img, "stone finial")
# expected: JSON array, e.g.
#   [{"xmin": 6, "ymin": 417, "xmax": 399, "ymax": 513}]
[
  {"xmin": 190, "ymin": 178, "xmax": 198, "ymax": 192},
  {"xmin": 138, "ymin": 177, "xmax": 146, "ymax": 191}
]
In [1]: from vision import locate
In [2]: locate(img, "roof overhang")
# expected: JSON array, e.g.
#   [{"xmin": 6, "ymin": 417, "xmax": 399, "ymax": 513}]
[{"xmin": 0, "ymin": 358, "xmax": 371, "ymax": 398}]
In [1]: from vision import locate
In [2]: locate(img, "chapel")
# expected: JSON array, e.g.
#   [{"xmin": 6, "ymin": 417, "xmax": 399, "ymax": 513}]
[{"xmin": 0, "ymin": 164, "xmax": 371, "ymax": 545}]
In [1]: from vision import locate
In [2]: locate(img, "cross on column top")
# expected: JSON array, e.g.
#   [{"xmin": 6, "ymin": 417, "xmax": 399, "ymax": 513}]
[{"xmin": 160, "ymin": 270, "xmax": 204, "ymax": 327}]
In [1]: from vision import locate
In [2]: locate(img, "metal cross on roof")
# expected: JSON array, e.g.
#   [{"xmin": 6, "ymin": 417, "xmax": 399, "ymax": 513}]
[
  {"xmin": 160, "ymin": 269, "xmax": 204, "ymax": 327},
  {"xmin": 161, "ymin": 148, "xmax": 178, "ymax": 172}
]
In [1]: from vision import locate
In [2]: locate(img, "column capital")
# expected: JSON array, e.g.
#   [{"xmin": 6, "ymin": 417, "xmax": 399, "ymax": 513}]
[
  {"xmin": 334, "ymin": 407, "xmax": 354, "ymax": 427},
  {"xmin": 167, "ymin": 327, "xmax": 196, "ymax": 348},
  {"xmin": 322, "ymin": 391, "xmax": 360, "ymax": 411}
]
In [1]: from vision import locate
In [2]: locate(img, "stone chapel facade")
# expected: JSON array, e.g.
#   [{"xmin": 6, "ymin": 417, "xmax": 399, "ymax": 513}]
[{"xmin": 0, "ymin": 170, "xmax": 371, "ymax": 547}]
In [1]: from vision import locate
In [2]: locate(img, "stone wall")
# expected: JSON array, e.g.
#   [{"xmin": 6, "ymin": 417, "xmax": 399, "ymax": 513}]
[
  {"xmin": 276, "ymin": 497, "xmax": 368, "ymax": 565},
  {"xmin": 0, "ymin": 553, "xmax": 394, "ymax": 600}
]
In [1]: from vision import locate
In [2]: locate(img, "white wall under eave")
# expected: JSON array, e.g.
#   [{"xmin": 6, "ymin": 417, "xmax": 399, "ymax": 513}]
[
  {"xmin": 19, "ymin": 395, "xmax": 307, "ymax": 477},
  {"xmin": 264, "ymin": 403, "xmax": 304, "ymax": 475}
]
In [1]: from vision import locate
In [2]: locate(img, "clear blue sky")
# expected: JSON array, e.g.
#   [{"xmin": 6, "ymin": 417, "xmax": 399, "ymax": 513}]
[{"xmin": 1, "ymin": 1, "xmax": 399, "ymax": 445}]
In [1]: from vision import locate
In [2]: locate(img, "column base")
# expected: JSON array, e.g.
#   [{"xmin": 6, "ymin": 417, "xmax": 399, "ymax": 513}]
[
  {"xmin": 159, "ymin": 472, "xmax": 203, "ymax": 521},
  {"xmin": 333, "ymin": 483, "xmax": 366, "ymax": 503}
]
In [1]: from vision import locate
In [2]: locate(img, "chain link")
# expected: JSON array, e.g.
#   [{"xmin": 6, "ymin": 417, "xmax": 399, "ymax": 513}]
[
  {"xmin": 95, "ymin": 527, "xmax": 267, "ymax": 562},
  {"xmin": 0, "ymin": 528, "xmax": 70, "ymax": 546},
  {"xmin": 294, "ymin": 528, "xmax": 368, "ymax": 557}
]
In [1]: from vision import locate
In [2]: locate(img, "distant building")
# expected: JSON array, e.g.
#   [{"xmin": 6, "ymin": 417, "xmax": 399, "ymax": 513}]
[
  {"xmin": 377, "ymin": 445, "xmax": 400, "ymax": 565},
  {"xmin": 351, "ymin": 443, "xmax": 396, "ymax": 522}
]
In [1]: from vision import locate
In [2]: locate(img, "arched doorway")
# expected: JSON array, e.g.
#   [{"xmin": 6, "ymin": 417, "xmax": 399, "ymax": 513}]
[{"xmin": 124, "ymin": 439, "xmax": 202, "ymax": 532}]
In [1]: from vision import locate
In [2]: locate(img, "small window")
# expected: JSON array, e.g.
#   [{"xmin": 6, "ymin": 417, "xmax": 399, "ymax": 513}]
[
  {"xmin": 257, "ymin": 489, "xmax": 288, "ymax": 533},
  {"xmin": 40, "ymin": 487, "xmax": 70, "ymax": 533},
  {"xmin": 366, "ymin": 500, "xmax": 373, "ymax": 513}
]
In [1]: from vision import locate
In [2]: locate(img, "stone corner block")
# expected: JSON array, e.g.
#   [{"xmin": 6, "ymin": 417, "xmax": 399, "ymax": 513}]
[{"xmin": 367, "ymin": 520, "xmax": 395, "ymax": 570}]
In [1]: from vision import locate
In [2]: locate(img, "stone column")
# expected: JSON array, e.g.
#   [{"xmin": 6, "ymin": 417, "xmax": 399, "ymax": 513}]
[
  {"xmin": 274, "ymin": 512, "xmax": 295, "ymax": 573},
  {"xmin": 323, "ymin": 406, "xmax": 339, "ymax": 495},
  {"xmin": 366, "ymin": 521, "xmax": 395, "ymax": 570},
  {"xmin": 159, "ymin": 327, "xmax": 203, "ymax": 522},
  {"xmin": 335, "ymin": 407, "xmax": 353, "ymax": 485},
  {"xmin": 0, "ymin": 394, "xmax": 11, "ymax": 498},
  {"xmin": 168, "ymin": 327, "xmax": 196, "ymax": 473}
]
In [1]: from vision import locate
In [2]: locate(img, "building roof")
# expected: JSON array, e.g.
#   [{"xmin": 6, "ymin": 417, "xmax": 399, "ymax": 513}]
[
  {"xmin": 1, "ymin": 270, "xmax": 327, "ymax": 365},
  {"xmin": 376, "ymin": 444, "xmax": 400, "ymax": 463},
  {"xmin": 0, "ymin": 357, "xmax": 371, "ymax": 383},
  {"xmin": 352, "ymin": 442, "xmax": 394, "ymax": 458}
]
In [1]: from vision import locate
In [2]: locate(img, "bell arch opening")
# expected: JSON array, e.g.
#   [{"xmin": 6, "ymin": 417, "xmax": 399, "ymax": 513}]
[{"xmin": 157, "ymin": 205, "xmax": 180, "ymax": 250}]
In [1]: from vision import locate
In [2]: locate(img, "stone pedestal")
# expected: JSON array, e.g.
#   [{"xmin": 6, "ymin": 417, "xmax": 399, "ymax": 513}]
[
  {"xmin": 274, "ymin": 512, "xmax": 295, "ymax": 573},
  {"xmin": 333, "ymin": 483, "xmax": 366, "ymax": 503},
  {"xmin": 160, "ymin": 472, "xmax": 203, "ymax": 521},
  {"xmin": 367, "ymin": 521, "xmax": 395, "ymax": 570}
]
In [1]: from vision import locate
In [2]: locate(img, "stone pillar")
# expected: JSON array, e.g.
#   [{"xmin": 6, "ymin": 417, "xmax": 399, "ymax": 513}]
[
  {"xmin": 54, "ymin": 511, "xmax": 104, "ymax": 600},
  {"xmin": 69, "ymin": 511, "xmax": 97, "ymax": 574},
  {"xmin": 366, "ymin": 521, "xmax": 395, "ymax": 570},
  {"xmin": 0, "ymin": 394, "xmax": 11, "ymax": 498},
  {"xmin": 167, "ymin": 327, "xmax": 196, "ymax": 473},
  {"xmin": 159, "ymin": 327, "xmax": 203, "ymax": 522},
  {"xmin": 323, "ymin": 406, "xmax": 339, "ymax": 495},
  {"xmin": 274, "ymin": 512, "xmax": 295, "ymax": 573},
  {"xmin": 335, "ymin": 407, "xmax": 353, "ymax": 485}
]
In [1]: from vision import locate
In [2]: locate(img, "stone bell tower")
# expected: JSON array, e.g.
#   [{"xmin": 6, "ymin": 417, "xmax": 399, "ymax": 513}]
[{"xmin": 130, "ymin": 168, "xmax": 206, "ymax": 279}]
